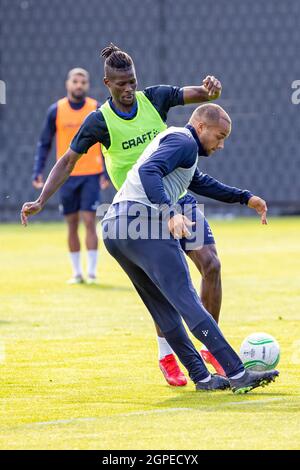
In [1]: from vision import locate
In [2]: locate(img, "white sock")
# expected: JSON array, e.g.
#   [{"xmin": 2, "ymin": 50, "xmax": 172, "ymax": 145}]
[
  {"xmin": 198, "ymin": 374, "xmax": 211, "ymax": 383},
  {"xmin": 69, "ymin": 251, "xmax": 82, "ymax": 278},
  {"xmin": 230, "ymin": 370, "xmax": 246, "ymax": 380},
  {"xmin": 87, "ymin": 250, "xmax": 98, "ymax": 278},
  {"xmin": 157, "ymin": 336, "xmax": 173, "ymax": 360}
]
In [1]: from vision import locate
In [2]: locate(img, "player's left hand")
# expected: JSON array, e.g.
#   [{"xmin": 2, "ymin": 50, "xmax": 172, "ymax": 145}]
[
  {"xmin": 203, "ymin": 76, "xmax": 222, "ymax": 99},
  {"xmin": 248, "ymin": 196, "xmax": 268, "ymax": 225}
]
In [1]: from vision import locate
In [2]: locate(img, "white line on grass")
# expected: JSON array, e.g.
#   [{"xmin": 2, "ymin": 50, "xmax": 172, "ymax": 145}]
[{"xmin": 19, "ymin": 397, "xmax": 285, "ymax": 429}]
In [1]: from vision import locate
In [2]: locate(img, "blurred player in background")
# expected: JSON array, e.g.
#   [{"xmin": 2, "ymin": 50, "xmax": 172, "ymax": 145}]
[
  {"xmin": 22, "ymin": 45, "xmax": 263, "ymax": 386},
  {"xmin": 32, "ymin": 68, "xmax": 109, "ymax": 284}
]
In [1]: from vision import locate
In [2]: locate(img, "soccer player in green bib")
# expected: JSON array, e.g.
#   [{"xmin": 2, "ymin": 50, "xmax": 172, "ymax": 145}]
[{"xmin": 21, "ymin": 44, "xmax": 262, "ymax": 386}]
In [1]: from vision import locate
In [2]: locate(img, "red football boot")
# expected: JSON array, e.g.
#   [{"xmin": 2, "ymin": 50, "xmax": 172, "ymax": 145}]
[
  {"xmin": 159, "ymin": 354, "xmax": 188, "ymax": 386},
  {"xmin": 200, "ymin": 349, "xmax": 226, "ymax": 376}
]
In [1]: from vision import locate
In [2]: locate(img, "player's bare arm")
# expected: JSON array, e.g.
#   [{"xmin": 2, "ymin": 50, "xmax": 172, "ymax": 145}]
[
  {"xmin": 183, "ymin": 75, "xmax": 222, "ymax": 104},
  {"xmin": 21, "ymin": 148, "xmax": 81, "ymax": 226}
]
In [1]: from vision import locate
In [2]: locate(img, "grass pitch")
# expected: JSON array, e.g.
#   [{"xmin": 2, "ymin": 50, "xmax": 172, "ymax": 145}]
[{"xmin": 0, "ymin": 217, "xmax": 299, "ymax": 450}]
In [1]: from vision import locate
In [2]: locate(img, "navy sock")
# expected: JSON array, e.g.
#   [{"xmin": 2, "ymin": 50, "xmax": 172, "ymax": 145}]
[{"xmin": 191, "ymin": 320, "xmax": 244, "ymax": 378}]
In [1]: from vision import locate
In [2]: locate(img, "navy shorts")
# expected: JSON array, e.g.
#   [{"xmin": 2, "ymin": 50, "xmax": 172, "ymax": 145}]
[
  {"xmin": 177, "ymin": 193, "xmax": 215, "ymax": 252},
  {"xmin": 59, "ymin": 174, "xmax": 101, "ymax": 216}
]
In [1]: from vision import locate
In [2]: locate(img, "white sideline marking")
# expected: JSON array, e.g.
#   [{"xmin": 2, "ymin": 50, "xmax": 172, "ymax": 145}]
[
  {"xmin": 30, "ymin": 417, "xmax": 98, "ymax": 426},
  {"xmin": 224, "ymin": 398, "xmax": 283, "ymax": 406},
  {"xmin": 21, "ymin": 398, "xmax": 285, "ymax": 429}
]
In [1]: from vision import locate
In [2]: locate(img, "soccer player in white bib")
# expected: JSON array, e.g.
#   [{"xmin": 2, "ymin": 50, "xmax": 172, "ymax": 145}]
[{"xmin": 101, "ymin": 103, "xmax": 279, "ymax": 393}]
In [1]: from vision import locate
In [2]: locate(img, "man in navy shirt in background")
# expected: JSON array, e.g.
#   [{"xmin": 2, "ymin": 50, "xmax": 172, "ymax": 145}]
[{"xmin": 32, "ymin": 68, "xmax": 109, "ymax": 284}]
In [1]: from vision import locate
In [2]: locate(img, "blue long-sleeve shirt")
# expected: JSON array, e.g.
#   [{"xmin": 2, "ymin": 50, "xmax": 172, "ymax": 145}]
[
  {"xmin": 189, "ymin": 169, "xmax": 252, "ymax": 204},
  {"xmin": 32, "ymin": 103, "xmax": 57, "ymax": 179},
  {"xmin": 138, "ymin": 124, "xmax": 253, "ymax": 207},
  {"xmin": 138, "ymin": 130, "xmax": 198, "ymax": 206}
]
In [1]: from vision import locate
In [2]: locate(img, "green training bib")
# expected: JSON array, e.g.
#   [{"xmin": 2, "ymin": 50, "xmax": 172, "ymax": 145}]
[{"xmin": 100, "ymin": 91, "xmax": 167, "ymax": 190}]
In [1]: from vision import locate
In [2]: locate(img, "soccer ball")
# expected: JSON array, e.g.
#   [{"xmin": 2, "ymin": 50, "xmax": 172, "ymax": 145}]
[{"xmin": 239, "ymin": 332, "xmax": 280, "ymax": 371}]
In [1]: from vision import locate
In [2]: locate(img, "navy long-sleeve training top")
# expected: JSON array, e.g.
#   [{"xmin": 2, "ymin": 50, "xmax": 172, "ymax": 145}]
[{"xmin": 137, "ymin": 124, "xmax": 253, "ymax": 207}]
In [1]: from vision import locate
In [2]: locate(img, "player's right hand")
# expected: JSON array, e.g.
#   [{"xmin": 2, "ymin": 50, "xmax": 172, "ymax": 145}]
[
  {"xmin": 21, "ymin": 201, "xmax": 43, "ymax": 226},
  {"xmin": 100, "ymin": 174, "xmax": 111, "ymax": 190},
  {"xmin": 32, "ymin": 175, "xmax": 44, "ymax": 189},
  {"xmin": 168, "ymin": 214, "xmax": 195, "ymax": 239}
]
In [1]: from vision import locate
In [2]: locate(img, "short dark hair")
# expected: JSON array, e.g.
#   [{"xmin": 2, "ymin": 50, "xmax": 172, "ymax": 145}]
[
  {"xmin": 67, "ymin": 67, "xmax": 89, "ymax": 80},
  {"xmin": 101, "ymin": 43, "xmax": 133, "ymax": 72},
  {"xmin": 191, "ymin": 103, "xmax": 231, "ymax": 125}
]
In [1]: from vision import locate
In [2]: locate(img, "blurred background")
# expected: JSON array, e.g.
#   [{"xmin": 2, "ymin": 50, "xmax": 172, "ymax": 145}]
[{"xmin": 0, "ymin": 0, "xmax": 299, "ymax": 221}]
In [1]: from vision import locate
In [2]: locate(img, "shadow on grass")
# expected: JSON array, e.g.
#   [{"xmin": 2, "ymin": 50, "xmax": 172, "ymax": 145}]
[{"xmin": 155, "ymin": 388, "xmax": 299, "ymax": 413}]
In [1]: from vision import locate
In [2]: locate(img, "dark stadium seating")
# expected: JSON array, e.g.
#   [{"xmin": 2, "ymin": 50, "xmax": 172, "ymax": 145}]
[{"xmin": 1, "ymin": 0, "xmax": 299, "ymax": 220}]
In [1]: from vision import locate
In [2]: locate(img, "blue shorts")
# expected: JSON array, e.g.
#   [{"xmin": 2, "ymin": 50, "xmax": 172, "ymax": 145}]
[
  {"xmin": 177, "ymin": 193, "xmax": 215, "ymax": 252},
  {"xmin": 59, "ymin": 174, "xmax": 101, "ymax": 216}
]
